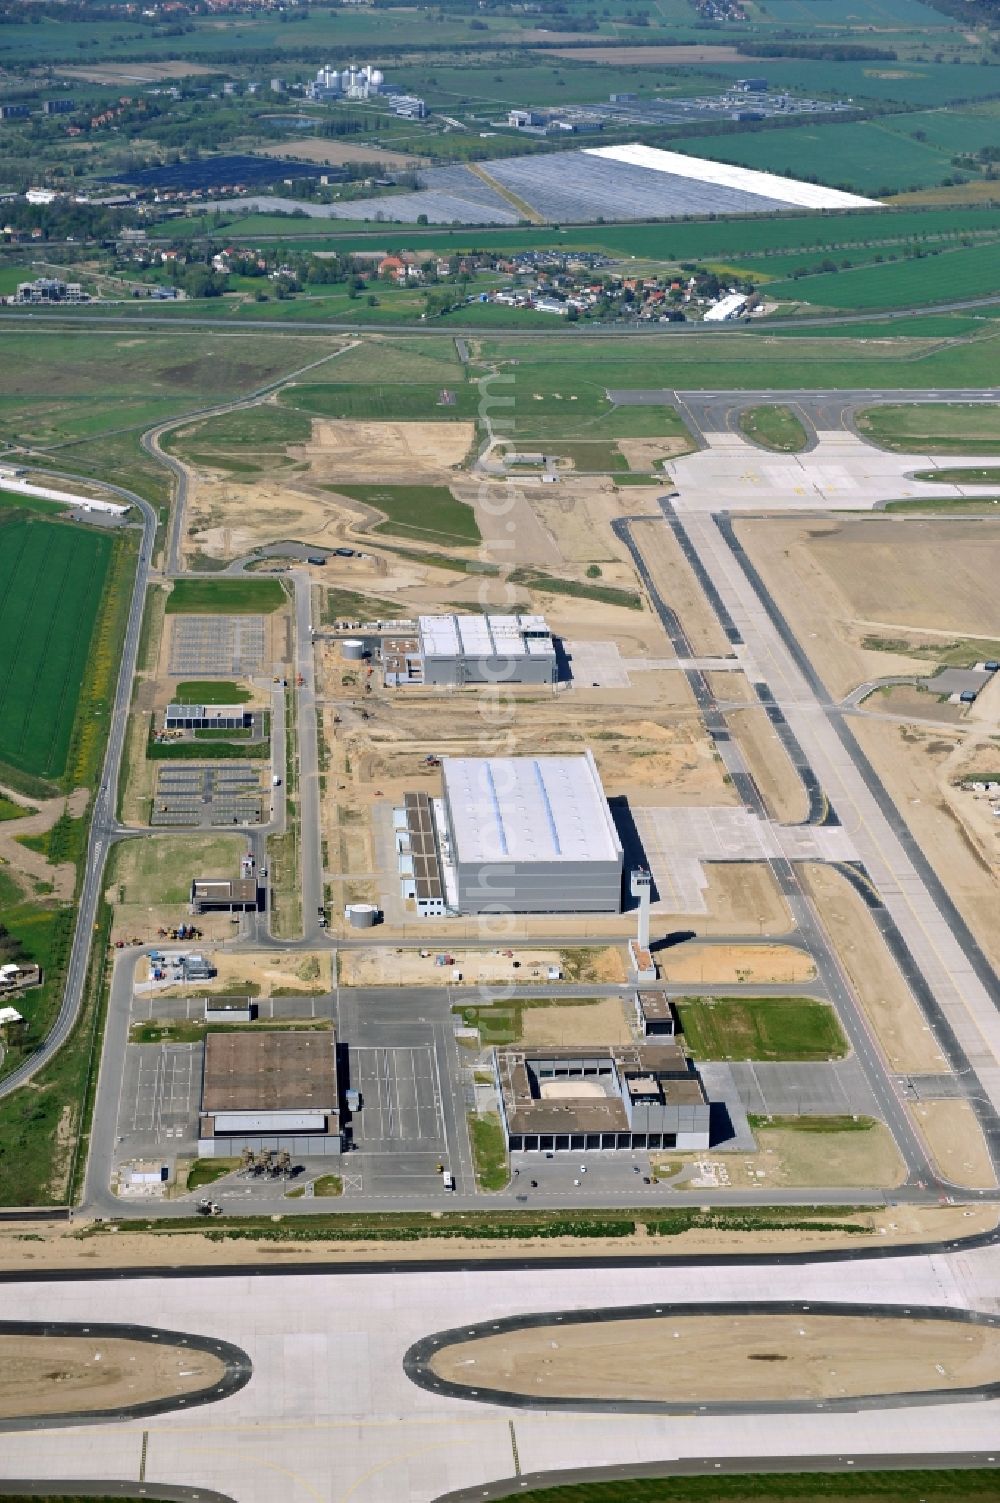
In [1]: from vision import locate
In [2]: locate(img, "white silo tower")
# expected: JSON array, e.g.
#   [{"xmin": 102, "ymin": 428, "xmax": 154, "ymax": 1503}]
[{"xmin": 370, "ymin": 68, "xmax": 384, "ymax": 92}]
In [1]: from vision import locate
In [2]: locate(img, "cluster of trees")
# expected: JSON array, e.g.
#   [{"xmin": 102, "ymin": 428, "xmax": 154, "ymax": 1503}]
[{"xmin": 737, "ymin": 40, "xmax": 897, "ymax": 60}]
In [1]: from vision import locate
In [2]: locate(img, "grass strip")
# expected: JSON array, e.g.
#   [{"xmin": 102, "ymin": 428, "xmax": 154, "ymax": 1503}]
[
  {"xmin": 509, "ymin": 568, "xmax": 643, "ymax": 611},
  {"xmin": 505, "ymin": 1468, "xmax": 1000, "ymax": 1502},
  {"xmin": 165, "ymin": 577, "xmax": 286, "ymax": 614}
]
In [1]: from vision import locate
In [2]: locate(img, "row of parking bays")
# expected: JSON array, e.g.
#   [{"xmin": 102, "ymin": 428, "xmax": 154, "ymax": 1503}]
[{"xmin": 152, "ymin": 763, "xmax": 265, "ymax": 827}]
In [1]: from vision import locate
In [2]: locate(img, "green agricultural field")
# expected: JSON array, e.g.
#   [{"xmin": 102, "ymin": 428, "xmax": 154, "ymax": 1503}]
[
  {"xmin": 856, "ymin": 404, "xmax": 1000, "ymax": 453},
  {"xmin": 770, "ymin": 239, "xmax": 1000, "ymax": 311},
  {"xmin": 165, "ymin": 577, "xmax": 286, "ymax": 614},
  {"xmin": 174, "ymin": 680, "xmax": 253, "ymax": 704},
  {"xmin": 510, "ymin": 1468, "xmax": 1000, "ymax": 1503},
  {"xmin": 0, "ymin": 509, "xmax": 112, "ymax": 782},
  {"xmin": 676, "ymin": 997, "xmax": 847, "ymax": 1062},
  {"xmin": 282, "ymin": 381, "xmax": 479, "ymax": 423},
  {"xmin": 331, "ymin": 484, "xmax": 481, "ymax": 547},
  {"xmin": 738, "ymin": 406, "xmax": 809, "ymax": 453}
]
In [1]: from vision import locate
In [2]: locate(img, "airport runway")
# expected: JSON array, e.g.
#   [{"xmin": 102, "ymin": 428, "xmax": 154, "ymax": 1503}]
[{"xmin": 2, "ymin": 1247, "xmax": 1000, "ymax": 1503}]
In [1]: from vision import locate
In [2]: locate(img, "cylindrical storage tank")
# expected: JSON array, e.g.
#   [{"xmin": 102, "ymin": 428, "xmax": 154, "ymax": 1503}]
[
  {"xmin": 342, "ymin": 639, "xmax": 366, "ymax": 660},
  {"xmin": 346, "ymin": 903, "xmax": 379, "ymax": 928}
]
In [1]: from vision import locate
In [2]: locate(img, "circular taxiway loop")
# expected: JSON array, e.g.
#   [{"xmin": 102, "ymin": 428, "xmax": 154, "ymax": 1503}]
[
  {"xmin": 0, "ymin": 1320, "xmax": 252, "ymax": 1433},
  {"xmin": 404, "ymin": 1300, "xmax": 1000, "ymax": 1415}
]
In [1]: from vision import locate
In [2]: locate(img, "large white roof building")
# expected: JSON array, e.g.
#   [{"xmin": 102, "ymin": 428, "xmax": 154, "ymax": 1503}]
[{"xmin": 439, "ymin": 752, "xmax": 623, "ymax": 914}]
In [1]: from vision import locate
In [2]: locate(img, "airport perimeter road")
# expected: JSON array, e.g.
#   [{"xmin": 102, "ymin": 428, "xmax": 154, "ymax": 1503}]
[
  {"xmin": 0, "ymin": 479, "xmax": 156, "ymax": 1103},
  {"xmin": 678, "ymin": 510, "xmax": 1000, "ymax": 1131},
  {"xmin": 141, "ymin": 341, "xmax": 360, "ymax": 574}
]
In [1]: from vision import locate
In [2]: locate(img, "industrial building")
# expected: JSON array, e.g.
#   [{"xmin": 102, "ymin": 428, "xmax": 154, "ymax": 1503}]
[
  {"xmin": 14, "ymin": 278, "xmax": 87, "ymax": 305},
  {"xmin": 395, "ymin": 753, "xmax": 622, "ymax": 916},
  {"xmin": 198, "ymin": 1030, "xmax": 342, "ymax": 1157},
  {"xmin": 384, "ymin": 613, "xmax": 557, "ymax": 688},
  {"xmin": 164, "ymin": 703, "xmax": 253, "ymax": 732},
  {"xmin": 189, "ymin": 876, "xmax": 258, "ymax": 914},
  {"xmin": 494, "ymin": 1041, "xmax": 710, "ymax": 1153},
  {"xmin": 307, "ymin": 63, "xmax": 387, "ymax": 101}
]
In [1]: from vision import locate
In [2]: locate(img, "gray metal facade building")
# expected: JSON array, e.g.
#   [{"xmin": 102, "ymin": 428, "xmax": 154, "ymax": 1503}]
[
  {"xmin": 495, "ymin": 1043, "xmax": 711, "ymax": 1153},
  {"xmin": 419, "ymin": 614, "xmax": 557, "ymax": 687},
  {"xmin": 440, "ymin": 752, "xmax": 623, "ymax": 914}
]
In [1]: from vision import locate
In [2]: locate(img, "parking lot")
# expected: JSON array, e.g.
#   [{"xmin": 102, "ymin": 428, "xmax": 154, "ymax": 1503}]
[
  {"xmin": 168, "ymin": 615, "xmax": 267, "ymax": 675},
  {"xmin": 117, "ymin": 1042, "xmax": 202, "ymax": 1157},
  {"xmin": 152, "ymin": 762, "xmax": 266, "ymax": 827},
  {"xmin": 349, "ymin": 1045, "xmax": 446, "ymax": 1147}
]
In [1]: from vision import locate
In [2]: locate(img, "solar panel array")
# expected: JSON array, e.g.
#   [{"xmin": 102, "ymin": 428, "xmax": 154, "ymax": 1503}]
[
  {"xmin": 323, "ymin": 187, "xmax": 519, "ymax": 224},
  {"xmin": 486, "ymin": 151, "xmax": 788, "ymax": 222}
]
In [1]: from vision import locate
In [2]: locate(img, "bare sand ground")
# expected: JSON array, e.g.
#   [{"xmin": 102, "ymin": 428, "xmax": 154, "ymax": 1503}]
[
  {"xmin": 658, "ymin": 943, "xmax": 814, "ymax": 985},
  {"xmin": 850, "ymin": 718, "xmax": 1000, "ymax": 974},
  {"xmin": 0, "ymin": 1336, "xmax": 225, "ymax": 1418},
  {"xmin": 430, "ymin": 1313, "xmax": 1000, "ymax": 1403},
  {"xmin": 618, "ymin": 435, "xmax": 696, "ymax": 468},
  {"xmin": 518, "ymin": 997, "xmax": 632, "ymax": 1047},
  {"xmin": 633, "ymin": 521, "xmax": 733, "ymax": 658},
  {"xmin": 661, "ymin": 1119, "xmax": 905, "ymax": 1189},
  {"xmin": 2, "ymin": 1205, "xmax": 991, "ymax": 1274},
  {"xmin": 338, "ymin": 946, "xmax": 625, "ymax": 987},
  {"xmin": 139, "ymin": 950, "xmax": 332, "ymax": 997},
  {"xmin": 726, "ymin": 707, "xmax": 809, "ymax": 824},
  {"xmin": 735, "ymin": 516, "xmax": 1000, "ymax": 699},
  {"xmin": 913, "ymin": 1099, "xmax": 998, "ymax": 1191},
  {"xmin": 801, "ymin": 864, "xmax": 947, "ymax": 1074},
  {"xmin": 185, "ymin": 416, "xmax": 474, "ymax": 562},
  {"xmin": 255, "ymin": 138, "xmax": 429, "ymax": 169},
  {"xmin": 54, "ymin": 60, "xmax": 216, "ymax": 82},
  {"xmin": 0, "ymin": 784, "xmax": 88, "ymax": 901},
  {"xmin": 863, "ymin": 684, "xmax": 964, "ymax": 723}
]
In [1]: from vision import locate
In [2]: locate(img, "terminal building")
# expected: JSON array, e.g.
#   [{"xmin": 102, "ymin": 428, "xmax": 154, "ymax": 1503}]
[
  {"xmin": 395, "ymin": 752, "xmax": 623, "ymax": 916},
  {"xmin": 383, "ymin": 613, "xmax": 557, "ymax": 688},
  {"xmin": 189, "ymin": 876, "xmax": 259, "ymax": 914},
  {"xmin": 494, "ymin": 1041, "xmax": 710, "ymax": 1154},
  {"xmin": 198, "ymin": 1029, "xmax": 342, "ymax": 1158}
]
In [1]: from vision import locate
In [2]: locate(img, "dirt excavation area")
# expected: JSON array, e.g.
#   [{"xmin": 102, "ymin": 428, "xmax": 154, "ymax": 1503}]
[
  {"xmin": 519, "ymin": 997, "xmax": 632, "ymax": 1047},
  {"xmin": 0, "ymin": 1334, "xmax": 225, "ymax": 1418},
  {"xmin": 735, "ymin": 515, "xmax": 1000, "ymax": 699},
  {"xmin": 184, "ymin": 415, "xmax": 474, "ymax": 563},
  {"xmin": 429, "ymin": 1312, "xmax": 1000, "ymax": 1404},
  {"xmin": 138, "ymin": 950, "xmax": 332, "ymax": 997},
  {"xmin": 914, "ymin": 1099, "xmax": 998, "ymax": 1190},
  {"xmin": 339, "ymin": 947, "xmax": 626, "ymax": 987},
  {"xmin": 657, "ymin": 943, "xmax": 815, "ymax": 985}
]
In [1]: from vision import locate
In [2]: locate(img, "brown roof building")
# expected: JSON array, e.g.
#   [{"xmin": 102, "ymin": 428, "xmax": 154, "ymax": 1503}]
[{"xmin": 198, "ymin": 1030, "xmax": 342, "ymax": 1158}]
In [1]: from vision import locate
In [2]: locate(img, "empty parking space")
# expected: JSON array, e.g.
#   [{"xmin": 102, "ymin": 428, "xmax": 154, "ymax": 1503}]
[
  {"xmin": 168, "ymin": 615, "xmax": 266, "ymax": 675},
  {"xmin": 565, "ymin": 640, "xmax": 631, "ymax": 689},
  {"xmin": 699, "ymin": 1057, "xmax": 878, "ymax": 1120},
  {"xmin": 118, "ymin": 1043, "xmax": 202, "ymax": 1151},
  {"xmin": 350, "ymin": 1046, "xmax": 445, "ymax": 1148},
  {"xmin": 152, "ymin": 762, "xmax": 266, "ymax": 827}
]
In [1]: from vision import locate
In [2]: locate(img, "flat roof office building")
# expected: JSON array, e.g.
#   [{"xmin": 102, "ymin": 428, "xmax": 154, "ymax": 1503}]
[
  {"xmin": 495, "ymin": 1042, "xmax": 710, "ymax": 1153},
  {"xmin": 440, "ymin": 752, "xmax": 622, "ymax": 914}
]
